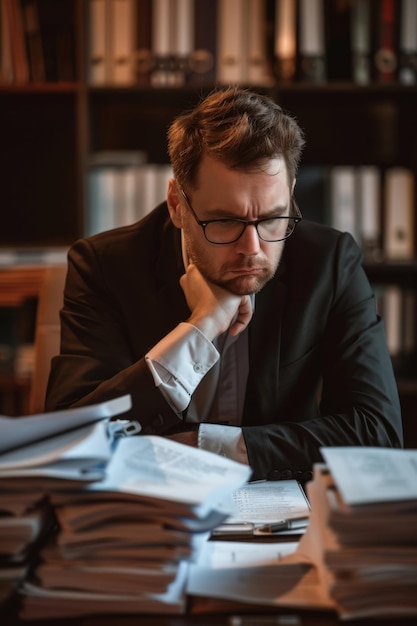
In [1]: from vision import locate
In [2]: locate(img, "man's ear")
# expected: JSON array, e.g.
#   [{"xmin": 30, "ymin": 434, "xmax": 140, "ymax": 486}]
[{"xmin": 167, "ymin": 179, "xmax": 183, "ymax": 229}]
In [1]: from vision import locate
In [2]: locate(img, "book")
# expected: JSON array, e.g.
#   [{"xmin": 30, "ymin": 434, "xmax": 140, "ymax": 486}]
[
  {"xmin": 35, "ymin": 0, "xmax": 76, "ymax": 82},
  {"xmin": 150, "ymin": 0, "xmax": 172, "ymax": 86},
  {"xmin": 372, "ymin": 0, "xmax": 400, "ymax": 84},
  {"xmin": 132, "ymin": 0, "xmax": 153, "ymax": 85},
  {"xmin": 216, "ymin": 0, "xmax": 245, "ymax": 84},
  {"xmin": 188, "ymin": 0, "xmax": 217, "ymax": 84},
  {"xmin": 383, "ymin": 166, "xmax": 415, "ymax": 260},
  {"xmin": 20, "ymin": 0, "xmax": 45, "ymax": 82},
  {"xmin": 328, "ymin": 166, "xmax": 358, "ymax": 243},
  {"xmin": 398, "ymin": 0, "xmax": 417, "ymax": 85},
  {"xmin": 298, "ymin": 0, "xmax": 326, "ymax": 82},
  {"xmin": 86, "ymin": 165, "xmax": 118, "ymax": 236},
  {"xmin": 110, "ymin": 0, "xmax": 136, "ymax": 84},
  {"xmin": 86, "ymin": 150, "xmax": 147, "ymax": 235},
  {"xmin": 87, "ymin": 0, "xmax": 110, "ymax": 84},
  {"xmin": 382, "ymin": 284, "xmax": 402, "ymax": 357},
  {"xmin": 274, "ymin": 0, "xmax": 297, "ymax": 82},
  {"xmin": 245, "ymin": 0, "xmax": 273, "ymax": 86},
  {"xmin": 0, "ymin": 0, "xmax": 14, "ymax": 83},
  {"xmin": 2, "ymin": 0, "xmax": 29, "ymax": 83},
  {"xmin": 356, "ymin": 165, "xmax": 382, "ymax": 260},
  {"xmin": 324, "ymin": 0, "xmax": 352, "ymax": 81},
  {"xmin": 351, "ymin": 0, "xmax": 372, "ymax": 84},
  {"xmin": 171, "ymin": 0, "xmax": 194, "ymax": 86}
]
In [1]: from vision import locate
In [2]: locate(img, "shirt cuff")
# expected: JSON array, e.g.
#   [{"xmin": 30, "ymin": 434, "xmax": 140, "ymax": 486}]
[
  {"xmin": 198, "ymin": 423, "xmax": 249, "ymax": 466},
  {"xmin": 145, "ymin": 322, "xmax": 219, "ymax": 412}
]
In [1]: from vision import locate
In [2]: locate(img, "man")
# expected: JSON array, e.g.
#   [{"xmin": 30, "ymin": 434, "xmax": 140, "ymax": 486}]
[{"xmin": 46, "ymin": 87, "xmax": 402, "ymax": 481}]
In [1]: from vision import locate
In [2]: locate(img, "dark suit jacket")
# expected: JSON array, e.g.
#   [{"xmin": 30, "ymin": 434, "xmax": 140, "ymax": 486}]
[{"xmin": 46, "ymin": 203, "xmax": 403, "ymax": 480}]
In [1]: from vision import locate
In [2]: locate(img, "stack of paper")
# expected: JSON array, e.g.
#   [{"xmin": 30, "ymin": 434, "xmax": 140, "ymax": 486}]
[
  {"xmin": 0, "ymin": 395, "xmax": 132, "ymax": 607},
  {"xmin": 298, "ymin": 447, "xmax": 417, "ymax": 620},
  {"xmin": 8, "ymin": 431, "xmax": 250, "ymax": 618},
  {"xmin": 0, "ymin": 492, "xmax": 52, "ymax": 605}
]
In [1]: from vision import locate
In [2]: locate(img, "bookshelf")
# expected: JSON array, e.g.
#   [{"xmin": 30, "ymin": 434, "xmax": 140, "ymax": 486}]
[{"xmin": 0, "ymin": 0, "xmax": 416, "ymax": 447}]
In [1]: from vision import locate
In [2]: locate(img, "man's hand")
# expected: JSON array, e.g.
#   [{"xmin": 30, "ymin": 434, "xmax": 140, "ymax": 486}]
[{"xmin": 180, "ymin": 263, "xmax": 253, "ymax": 341}]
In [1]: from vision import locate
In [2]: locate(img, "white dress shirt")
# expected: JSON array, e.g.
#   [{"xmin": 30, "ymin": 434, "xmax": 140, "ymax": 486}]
[{"xmin": 145, "ymin": 320, "xmax": 250, "ymax": 464}]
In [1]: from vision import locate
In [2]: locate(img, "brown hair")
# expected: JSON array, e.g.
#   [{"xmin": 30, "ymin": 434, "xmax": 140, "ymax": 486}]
[{"xmin": 167, "ymin": 86, "xmax": 305, "ymax": 191}]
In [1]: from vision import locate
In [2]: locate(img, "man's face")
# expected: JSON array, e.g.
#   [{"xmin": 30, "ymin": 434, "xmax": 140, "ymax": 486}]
[{"xmin": 169, "ymin": 154, "xmax": 293, "ymax": 296}]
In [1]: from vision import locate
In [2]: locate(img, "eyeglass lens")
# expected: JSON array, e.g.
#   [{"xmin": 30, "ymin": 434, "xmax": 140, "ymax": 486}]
[{"xmin": 204, "ymin": 217, "xmax": 297, "ymax": 244}]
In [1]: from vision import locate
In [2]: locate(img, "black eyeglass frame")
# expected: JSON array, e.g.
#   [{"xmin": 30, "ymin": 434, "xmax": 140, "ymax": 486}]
[{"xmin": 180, "ymin": 188, "xmax": 302, "ymax": 245}]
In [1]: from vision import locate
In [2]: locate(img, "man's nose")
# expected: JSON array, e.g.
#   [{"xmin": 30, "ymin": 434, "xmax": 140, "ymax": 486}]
[{"xmin": 236, "ymin": 224, "xmax": 261, "ymax": 254}]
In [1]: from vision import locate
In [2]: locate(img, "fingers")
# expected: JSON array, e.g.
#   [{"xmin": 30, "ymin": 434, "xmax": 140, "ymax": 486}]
[
  {"xmin": 180, "ymin": 263, "xmax": 253, "ymax": 339},
  {"xmin": 229, "ymin": 295, "xmax": 253, "ymax": 336}
]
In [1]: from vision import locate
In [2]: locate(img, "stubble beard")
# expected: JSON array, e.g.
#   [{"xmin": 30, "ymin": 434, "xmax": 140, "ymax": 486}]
[
  {"xmin": 212, "ymin": 270, "xmax": 273, "ymax": 295},
  {"xmin": 184, "ymin": 232, "xmax": 281, "ymax": 296}
]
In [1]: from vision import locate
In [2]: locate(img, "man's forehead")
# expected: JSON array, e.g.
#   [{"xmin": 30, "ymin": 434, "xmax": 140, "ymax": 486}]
[{"xmin": 196, "ymin": 154, "xmax": 286, "ymax": 186}]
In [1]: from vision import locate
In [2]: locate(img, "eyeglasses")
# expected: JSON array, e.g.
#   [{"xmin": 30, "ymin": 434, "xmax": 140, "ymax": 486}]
[{"xmin": 180, "ymin": 188, "xmax": 302, "ymax": 245}]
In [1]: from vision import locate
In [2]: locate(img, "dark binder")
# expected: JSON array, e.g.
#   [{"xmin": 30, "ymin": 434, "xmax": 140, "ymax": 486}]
[
  {"xmin": 372, "ymin": 0, "xmax": 401, "ymax": 84},
  {"xmin": 188, "ymin": 0, "xmax": 217, "ymax": 85},
  {"xmin": 297, "ymin": 0, "xmax": 326, "ymax": 83},
  {"xmin": 132, "ymin": 0, "xmax": 153, "ymax": 85}
]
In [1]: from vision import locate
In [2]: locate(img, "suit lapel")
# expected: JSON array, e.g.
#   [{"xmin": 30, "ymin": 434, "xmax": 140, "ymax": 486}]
[
  {"xmin": 155, "ymin": 219, "xmax": 190, "ymax": 333},
  {"xmin": 243, "ymin": 271, "xmax": 287, "ymax": 426}
]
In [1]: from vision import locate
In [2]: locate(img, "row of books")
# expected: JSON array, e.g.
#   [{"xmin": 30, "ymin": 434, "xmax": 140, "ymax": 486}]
[
  {"xmin": 86, "ymin": 151, "xmax": 172, "ymax": 236},
  {"xmin": 86, "ymin": 0, "xmax": 417, "ymax": 87},
  {"xmin": 87, "ymin": 152, "xmax": 416, "ymax": 263},
  {"xmin": 0, "ymin": 0, "xmax": 76, "ymax": 84},
  {"xmin": 3, "ymin": 0, "xmax": 416, "ymax": 87},
  {"xmin": 297, "ymin": 164, "xmax": 415, "ymax": 262},
  {"xmin": 376, "ymin": 285, "xmax": 415, "ymax": 364}
]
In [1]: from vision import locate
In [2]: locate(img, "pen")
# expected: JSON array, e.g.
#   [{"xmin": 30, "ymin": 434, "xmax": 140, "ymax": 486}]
[
  {"xmin": 254, "ymin": 516, "xmax": 309, "ymax": 535},
  {"xmin": 211, "ymin": 522, "xmax": 254, "ymax": 536}
]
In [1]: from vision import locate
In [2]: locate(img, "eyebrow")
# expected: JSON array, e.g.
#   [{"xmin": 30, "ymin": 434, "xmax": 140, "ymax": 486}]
[{"xmin": 204, "ymin": 203, "xmax": 290, "ymax": 220}]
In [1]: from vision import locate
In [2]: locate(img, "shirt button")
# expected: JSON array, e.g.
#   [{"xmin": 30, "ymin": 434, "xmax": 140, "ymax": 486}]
[
  {"xmin": 267, "ymin": 470, "xmax": 282, "ymax": 480},
  {"xmin": 193, "ymin": 363, "xmax": 203, "ymax": 373}
]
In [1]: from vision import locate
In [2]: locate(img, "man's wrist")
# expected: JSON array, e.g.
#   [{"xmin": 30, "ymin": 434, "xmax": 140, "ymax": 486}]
[{"xmin": 186, "ymin": 314, "xmax": 220, "ymax": 342}]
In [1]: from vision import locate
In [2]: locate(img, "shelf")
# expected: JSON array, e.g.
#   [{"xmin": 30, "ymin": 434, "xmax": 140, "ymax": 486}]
[
  {"xmin": 0, "ymin": 82, "xmax": 83, "ymax": 94},
  {"xmin": 273, "ymin": 82, "xmax": 417, "ymax": 95},
  {"xmin": 364, "ymin": 261, "xmax": 417, "ymax": 286}
]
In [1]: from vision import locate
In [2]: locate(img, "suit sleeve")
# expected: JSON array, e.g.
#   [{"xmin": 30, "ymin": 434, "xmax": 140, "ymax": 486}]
[{"xmin": 45, "ymin": 238, "xmax": 185, "ymax": 435}]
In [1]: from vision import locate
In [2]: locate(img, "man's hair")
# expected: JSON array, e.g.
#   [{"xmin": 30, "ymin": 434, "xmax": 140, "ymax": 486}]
[{"xmin": 167, "ymin": 86, "xmax": 305, "ymax": 191}]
